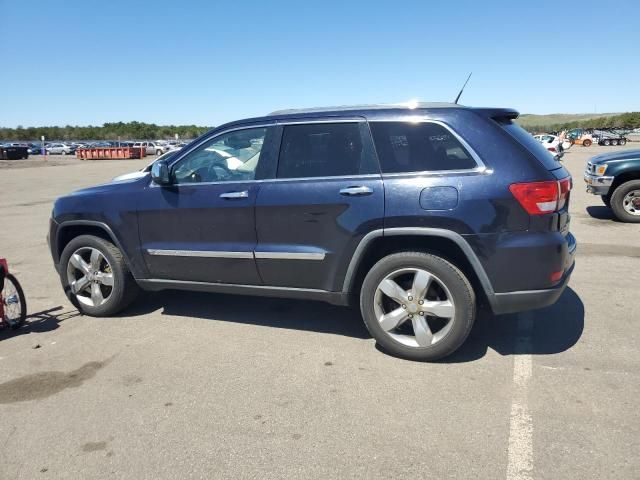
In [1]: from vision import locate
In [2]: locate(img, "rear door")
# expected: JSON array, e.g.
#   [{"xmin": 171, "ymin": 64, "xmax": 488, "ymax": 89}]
[{"xmin": 254, "ymin": 120, "xmax": 384, "ymax": 291}]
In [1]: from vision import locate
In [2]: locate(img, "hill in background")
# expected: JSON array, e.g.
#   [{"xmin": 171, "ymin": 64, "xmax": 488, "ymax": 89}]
[
  {"xmin": 517, "ymin": 113, "xmax": 618, "ymax": 129},
  {"xmin": 516, "ymin": 112, "xmax": 640, "ymax": 132}
]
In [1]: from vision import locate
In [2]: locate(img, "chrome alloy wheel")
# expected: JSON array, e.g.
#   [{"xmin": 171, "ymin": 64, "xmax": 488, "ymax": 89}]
[
  {"xmin": 623, "ymin": 190, "xmax": 640, "ymax": 216},
  {"xmin": 373, "ymin": 268, "xmax": 456, "ymax": 348},
  {"xmin": 66, "ymin": 247, "xmax": 114, "ymax": 307}
]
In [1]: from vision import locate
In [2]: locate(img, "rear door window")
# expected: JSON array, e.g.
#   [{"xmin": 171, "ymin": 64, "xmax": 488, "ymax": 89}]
[
  {"xmin": 369, "ymin": 122, "xmax": 478, "ymax": 173},
  {"xmin": 277, "ymin": 123, "xmax": 377, "ymax": 178}
]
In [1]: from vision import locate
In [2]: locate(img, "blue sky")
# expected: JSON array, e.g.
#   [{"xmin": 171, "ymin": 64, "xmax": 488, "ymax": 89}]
[{"xmin": 2, "ymin": 0, "xmax": 639, "ymax": 127}]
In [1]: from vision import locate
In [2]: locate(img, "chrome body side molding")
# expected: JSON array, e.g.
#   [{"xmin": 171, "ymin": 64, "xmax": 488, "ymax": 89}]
[{"xmin": 146, "ymin": 249, "xmax": 326, "ymax": 261}]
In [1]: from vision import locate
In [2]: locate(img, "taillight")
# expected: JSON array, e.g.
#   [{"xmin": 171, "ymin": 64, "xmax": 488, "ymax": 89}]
[
  {"xmin": 547, "ymin": 147, "xmax": 557, "ymax": 152},
  {"xmin": 550, "ymin": 270, "xmax": 563, "ymax": 283},
  {"xmin": 557, "ymin": 177, "xmax": 572, "ymax": 210},
  {"xmin": 509, "ymin": 181, "xmax": 559, "ymax": 215},
  {"xmin": 509, "ymin": 177, "xmax": 572, "ymax": 215}
]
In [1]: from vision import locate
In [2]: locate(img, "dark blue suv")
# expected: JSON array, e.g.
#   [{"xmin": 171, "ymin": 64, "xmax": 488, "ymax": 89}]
[{"xmin": 48, "ymin": 103, "xmax": 576, "ymax": 360}]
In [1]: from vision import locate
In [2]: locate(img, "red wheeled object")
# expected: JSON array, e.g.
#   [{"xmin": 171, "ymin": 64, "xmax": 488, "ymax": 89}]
[{"xmin": 0, "ymin": 258, "xmax": 27, "ymax": 330}]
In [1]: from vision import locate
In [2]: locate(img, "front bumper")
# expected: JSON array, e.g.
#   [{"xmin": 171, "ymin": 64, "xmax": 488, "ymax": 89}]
[
  {"xmin": 584, "ymin": 172, "xmax": 613, "ymax": 195},
  {"xmin": 48, "ymin": 217, "xmax": 60, "ymax": 272}
]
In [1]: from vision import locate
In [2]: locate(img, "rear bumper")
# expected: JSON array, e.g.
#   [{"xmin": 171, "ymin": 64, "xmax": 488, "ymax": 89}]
[{"xmin": 491, "ymin": 261, "xmax": 574, "ymax": 315}]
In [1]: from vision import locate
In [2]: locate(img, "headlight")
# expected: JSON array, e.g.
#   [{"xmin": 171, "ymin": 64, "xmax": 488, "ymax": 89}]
[{"xmin": 595, "ymin": 164, "xmax": 608, "ymax": 176}]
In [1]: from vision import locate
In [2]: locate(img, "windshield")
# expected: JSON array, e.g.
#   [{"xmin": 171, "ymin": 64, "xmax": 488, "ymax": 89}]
[{"xmin": 145, "ymin": 151, "xmax": 177, "ymax": 171}]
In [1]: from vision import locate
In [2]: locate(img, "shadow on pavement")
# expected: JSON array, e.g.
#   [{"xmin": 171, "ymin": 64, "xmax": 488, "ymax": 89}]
[
  {"xmin": 586, "ymin": 205, "xmax": 617, "ymax": 221},
  {"xmin": 125, "ymin": 290, "xmax": 371, "ymax": 339},
  {"xmin": 0, "ymin": 306, "xmax": 80, "ymax": 339},
  {"xmin": 124, "ymin": 287, "xmax": 584, "ymax": 362},
  {"xmin": 439, "ymin": 287, "xmax": 584, "ymax": 363}
]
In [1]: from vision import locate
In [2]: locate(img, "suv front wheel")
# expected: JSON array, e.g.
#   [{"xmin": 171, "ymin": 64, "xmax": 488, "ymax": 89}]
[
  {"xmin": 360, "ymin": 252, "xmax": 476, "ymax": 361},
  {"xmin": 59, "ymin": 235, "xmax": 139, "ymax": 316},
  {"xmin": 610, "ymin": 179, "xmax": 640, "ymax": 223}
]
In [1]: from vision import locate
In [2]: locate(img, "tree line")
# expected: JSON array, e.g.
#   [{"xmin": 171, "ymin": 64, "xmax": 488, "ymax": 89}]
[
  {"xmin": 521, "ymin": 111, "xmax": 640, "ymax": 133},
  {"xmin": 0, "ymin": 121, "xmax": 213, "ymax": 141},
  {"xmin": 3, "ymin": 112, "xmax": 640, "ymax": 140}
]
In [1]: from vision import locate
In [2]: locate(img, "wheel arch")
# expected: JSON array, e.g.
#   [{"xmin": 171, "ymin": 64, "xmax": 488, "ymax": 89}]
[
  {"xmin": 610, "ymin": 171, "xmax": 640, "ymax": 192},
  {"xmin": 56, "ymin": 221, "xmax": 135, "ymax": 273},
  {"xmin": 342, "ymin": 228, "xmax": 496, "ymax": 309}
]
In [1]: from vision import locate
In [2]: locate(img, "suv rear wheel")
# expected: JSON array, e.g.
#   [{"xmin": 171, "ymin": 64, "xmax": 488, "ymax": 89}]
[
  {"xmin": 360, "ymin": 252, "xmax": 476, "ymax": 361},
  {"xmin": 59, "ymin": 235, "xmax": 139, "ymax": 316},
  {"xmin": 610, "ymin": 180, "xmax": 640, "ymax": 223}
]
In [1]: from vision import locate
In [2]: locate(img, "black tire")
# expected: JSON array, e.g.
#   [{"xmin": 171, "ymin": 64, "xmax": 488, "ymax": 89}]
[
  {"xmin": 620, "ymin": 139, "xmax": 627, "ymax": 146},
  {"xmin": 601, "ymin": 194, "xmax": 611, "ymax": 208},
  {"xmin": 360, "ymin": 252, "xmax": 476, "ymax": 361},
  {"xmin": 609, "ymin": 180, "xmax": 640, "ymax": 223},
  {"xmin": 156, "ymin": 150, "xmax": 162, "ymax": 156},
  {"xmin": 583, "ymin": 139, "xmax": 592, "ymax": 147},
  {"xmin": 59, "ymin": 235, "xmax": 139, "ymax": 316},
  {"xmin": 2, "ymin": 274, "xmax": 27, "ymax": 329},
  {"xmin": 612, "ymin": 140, "xmax": 619, "ymax": 146},
  {"xmin": 603, "ymin": 139, "xmax": 611, "ymax": 146}
]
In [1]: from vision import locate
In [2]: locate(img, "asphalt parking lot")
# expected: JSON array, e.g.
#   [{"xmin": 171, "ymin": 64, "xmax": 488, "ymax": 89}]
[{"xmin": 0, "ymin": 146, "xmax": 638, "ymax": 480}]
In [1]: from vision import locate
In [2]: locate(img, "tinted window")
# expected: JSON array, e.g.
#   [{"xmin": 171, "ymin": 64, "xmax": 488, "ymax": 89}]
[
  {"xmin": 173, "ymin": 127, "xmax": 268, "ymax": 184},
  {"xmin": 498, "ymin": 120, "xmax": 560, "ymax": 170},
  {"xmin": 370, "ymin": 122, "xmax": 477, "ymax": 173},
  {"xmin": 277, "ymin": 123, "xmax": 376, "ymax": 178}
]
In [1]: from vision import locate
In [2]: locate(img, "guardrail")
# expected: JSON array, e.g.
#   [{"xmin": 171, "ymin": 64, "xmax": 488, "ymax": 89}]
[{"xmin": 76, "ymin": 147, "xmax": 146, "ymax": 160}]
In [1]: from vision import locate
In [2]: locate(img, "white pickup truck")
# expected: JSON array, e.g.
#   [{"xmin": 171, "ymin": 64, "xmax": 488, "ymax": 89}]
[{"xmin": 132, "ymin": 141, "xmax": 169, "ymax": 156}]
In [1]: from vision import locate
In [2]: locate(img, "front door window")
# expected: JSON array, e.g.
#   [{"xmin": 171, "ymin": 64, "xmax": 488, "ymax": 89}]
[{"xmin": 173, "ymin": 128, "xmax": 268, "ymax": 184}]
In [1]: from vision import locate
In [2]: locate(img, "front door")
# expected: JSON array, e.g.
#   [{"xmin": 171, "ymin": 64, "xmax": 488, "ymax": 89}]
[
  {"xmin": 137, "ymin": 125, "xmax": 278, "ymax": 284},
  {"xmin": 255, "ymin": 120, "xmax": 384, "ymax": 292}
]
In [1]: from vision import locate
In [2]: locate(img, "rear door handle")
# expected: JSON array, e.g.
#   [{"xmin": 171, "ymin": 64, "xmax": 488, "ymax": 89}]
[
  {"xmin": 339, "ymin": 186, "xmax": 373, "ymax": 196},
  {"xmin": 220, "ymin": 190, "xmax": 249, "ymax": 199}
]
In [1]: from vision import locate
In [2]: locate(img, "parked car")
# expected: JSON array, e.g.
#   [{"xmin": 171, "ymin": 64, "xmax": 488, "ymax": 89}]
[
  {"xmin": 46, "ymin": 143, "xmax": 76, "ymax": 155},
  {"xmin": 48, "ymin": 103, "xmax": 576, "ymax": 361},
  {"xmin": 0, "ymin": 144, "xmax": 29, "ymax": 159},
  {"xmin": 28, "ymin": 143, "xmax": 43, "ymax": 154},
  {"xmin": 132, "ymin": 141, "xmax": 168, "ymax": 156},
  {"xmin": 584, "ymin": 149, "xmax": 640, "ymax": 222},
  {"xmin": 533, "ymin": 134, "xmax": 566, "ymax": 161}
]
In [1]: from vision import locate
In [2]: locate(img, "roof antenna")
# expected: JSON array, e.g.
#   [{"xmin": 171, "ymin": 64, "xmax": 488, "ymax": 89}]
[{"xmin": 454, "ymin": 72, "xmax": 472, "ymax": 104}]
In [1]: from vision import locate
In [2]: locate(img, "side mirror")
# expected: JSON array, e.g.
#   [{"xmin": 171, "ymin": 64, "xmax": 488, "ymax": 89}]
[{"xmin": 151, "ymin": 160, "xmax": 171, "ymax": 185}]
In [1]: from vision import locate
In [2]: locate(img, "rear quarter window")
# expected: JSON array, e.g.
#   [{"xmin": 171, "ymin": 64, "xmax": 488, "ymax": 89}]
[
  {"xmin": 369, "ymin": 122, "xmax": 478, "ymax": 173},
  {"xmin": 498, "ymin": 120, "xmax": 561, "ymax": 170}
]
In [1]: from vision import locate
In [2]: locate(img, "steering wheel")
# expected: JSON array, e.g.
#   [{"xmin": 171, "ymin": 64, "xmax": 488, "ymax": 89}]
[{"xmin": 206, "ymin": 162, "xmax": 233, "ymax": 181}]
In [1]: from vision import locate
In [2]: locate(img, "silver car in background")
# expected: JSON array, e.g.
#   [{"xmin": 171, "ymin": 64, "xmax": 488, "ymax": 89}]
[{"xmin": 46, "ymin": 143, "xmax": 76, "ymax": 155}]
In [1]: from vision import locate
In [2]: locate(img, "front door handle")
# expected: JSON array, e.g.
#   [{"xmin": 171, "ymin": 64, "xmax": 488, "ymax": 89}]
[
  {"xmin": 339, "ymin": 186, "xmax": 373, "ymax": 196},
  {"xmin": 220, "ymin": 190, "xmax": 249, "ymax": 199}
]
